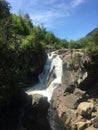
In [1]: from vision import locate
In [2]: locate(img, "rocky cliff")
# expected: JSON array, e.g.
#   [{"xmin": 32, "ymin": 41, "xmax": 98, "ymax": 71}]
[
  {"xmin": 22, "ymin": 49, "xmax": 98, "ymax": 130},
  {"xmin": 4, "ymin": 49, "xmax": 97, "ymax": 130},
  {"xmin": 48, "ymin": 49, "xmax": 98, "ymax": 130}
]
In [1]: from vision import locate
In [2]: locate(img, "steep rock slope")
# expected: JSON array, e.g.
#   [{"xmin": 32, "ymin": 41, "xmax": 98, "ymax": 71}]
[{"xmin": 49, "ymin": 49, "xmax": 98, "ymax": 130}]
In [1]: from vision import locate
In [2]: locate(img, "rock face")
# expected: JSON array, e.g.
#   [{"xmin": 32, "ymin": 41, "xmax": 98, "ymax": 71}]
[
  {"xmin": 48, "ymin": 49, "xmax": 98, "ymax": 130},
  {"xmin": 23, "ymin": 94, "xmax": 51, "ymax": 130},
  {"xmin": 47, "ymin": 66, "xmax": 55, "ymax": 87},
  {"xmin": 0, "ymin": 90, "xmax": 51, "ymax": 130}
]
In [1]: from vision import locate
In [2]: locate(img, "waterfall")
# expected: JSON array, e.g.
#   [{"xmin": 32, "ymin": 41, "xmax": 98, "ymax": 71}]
[{"xmin": 26, "ymin": 52, "xmax": 63, "ymax": 102}]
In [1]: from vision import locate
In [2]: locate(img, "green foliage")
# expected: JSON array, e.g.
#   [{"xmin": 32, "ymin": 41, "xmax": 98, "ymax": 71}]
[
  {"xmin": 0, "ymin": 0, "xmax": 46, "ymax": 108},
  {"xmin": 85, "ymin": 28, "xmax": 98, "ymax": 74},
  {"xmin": 12, "ymin": 14, "xmax": 32, "ymax": 35},
  {"xmin": 87, "ymin": 45, "xmax": 98, "ymax": 64},
  {"xmin": 76, "ymin": 36, "xmax": 93, "ymax": 48},
  {"xmin": 45, "ymin": 32, "xmax": 56, "ymax": 44},
  {"xmin": 0, "ymin": 0, "xmax": 10, "ymax": 18},
  {"xmin": 59, "ymin": 39, "xmax": 68, "ymax": 48},
  {"xmin": 68, "ymin": 40, "xmax": 81, "ymax": 49},
  {"xmin": 68, "ymin": 28, "xmax": 98, "ymax": 49}
]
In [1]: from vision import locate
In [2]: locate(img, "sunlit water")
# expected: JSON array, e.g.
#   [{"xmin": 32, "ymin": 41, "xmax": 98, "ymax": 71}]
[{"xmin": 26, "ymin": 52, "xmax": 63, "ymax": 102}]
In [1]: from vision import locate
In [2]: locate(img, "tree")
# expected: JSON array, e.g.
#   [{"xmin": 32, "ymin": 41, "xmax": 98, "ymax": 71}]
[
  {"xmin": 59, "ymin": 39, "xmax": 68, "ymax": 48},
  {"xmin": 68, "ymin": 39, "xmax": 82, "ymax": 49},
  {"xmin": 0, "ymin": 0, "xmax": 10, "ymax": 18},
  {"xmin": 45, "ymin": 32, "xmax": 56, "ymax": 44}
]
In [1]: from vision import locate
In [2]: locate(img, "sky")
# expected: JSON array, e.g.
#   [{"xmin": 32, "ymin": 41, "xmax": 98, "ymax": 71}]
[{"xmin": 7, "ymin": 0, "xmax": 98, "ymax": 40}]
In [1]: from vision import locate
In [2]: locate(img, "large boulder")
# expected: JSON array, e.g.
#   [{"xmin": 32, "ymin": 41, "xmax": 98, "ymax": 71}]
[
  {"xmin": 77, "ymin": 102, "xmax": 94, "ymax": 118},
  {"xmin": 23, "ymin": 94, "xmax": 51, "ymax": 130}
]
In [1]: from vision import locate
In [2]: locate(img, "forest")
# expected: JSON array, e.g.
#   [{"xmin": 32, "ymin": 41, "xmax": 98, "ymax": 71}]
[{"xmin": 0, "ymin": 0, "xmax": 98, "ymax": 121}]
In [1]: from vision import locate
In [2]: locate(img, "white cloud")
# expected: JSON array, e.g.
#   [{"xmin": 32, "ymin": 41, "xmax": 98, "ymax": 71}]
[
  {"xmin": 71, "ymin": 0, "xmax": 84, "ymax": 8},
  {"xmin": 29, "ymin": 0, "xmax": 85, "ymax": 28},
  {"xmin": 8, "ymin": 0, "xmax": 85, "ymax": 28}
]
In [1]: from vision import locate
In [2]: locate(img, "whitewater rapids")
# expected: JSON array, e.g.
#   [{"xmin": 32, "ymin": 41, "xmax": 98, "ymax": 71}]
[{"xmin": 26, "ymin": 52, "xmax": 63, "ymax": 102}]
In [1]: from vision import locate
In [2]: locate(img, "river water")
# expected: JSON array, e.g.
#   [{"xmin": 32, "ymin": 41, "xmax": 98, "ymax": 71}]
[{"xmin": 26, "ymin": 52, "xmax": 63, "ymax": 102}]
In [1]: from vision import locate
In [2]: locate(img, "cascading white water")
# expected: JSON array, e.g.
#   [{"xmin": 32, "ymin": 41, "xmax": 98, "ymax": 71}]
[{"xmin": 26, "ymin": 52, "xmax": 63, "ymax": 102}]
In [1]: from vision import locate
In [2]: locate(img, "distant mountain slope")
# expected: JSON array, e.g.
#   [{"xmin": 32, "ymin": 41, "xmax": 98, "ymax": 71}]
[{"xmin": 86, "ymin": 27, "xmax": 98, "ymax": 37}]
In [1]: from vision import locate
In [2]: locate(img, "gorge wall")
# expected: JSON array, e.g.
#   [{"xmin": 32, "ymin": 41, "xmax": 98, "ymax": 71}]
[{"xmin": 48, "ymin": 49, "xmax": 98, "ymax": 130}]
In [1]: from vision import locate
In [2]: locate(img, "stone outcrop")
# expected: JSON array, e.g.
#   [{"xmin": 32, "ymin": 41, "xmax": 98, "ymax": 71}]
[
  {"xmin": 0, "ymin": 90, "xmax": 51, "ymax": 130},
  {"xmin": 48, "ymin": 86, "xmax": 95, "ymax": 130},
  {"xmin": 23, "ymin": 94, "xmax": 51, "ymax": 130},
  {"xmin": 48, "ymin": 49, "xmax": 98, "ymax": 130}
]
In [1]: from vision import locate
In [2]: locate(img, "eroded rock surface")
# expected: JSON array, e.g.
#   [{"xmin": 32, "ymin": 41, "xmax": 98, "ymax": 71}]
[{"xmin": 48, "ymin": 49, "xmax": 98, "ymax": 130}]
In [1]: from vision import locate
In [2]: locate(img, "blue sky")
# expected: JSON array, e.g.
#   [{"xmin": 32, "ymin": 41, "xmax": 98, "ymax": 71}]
[{"xmin": 7, "ymin": 0, "xmax": 98, "ymax": 40}]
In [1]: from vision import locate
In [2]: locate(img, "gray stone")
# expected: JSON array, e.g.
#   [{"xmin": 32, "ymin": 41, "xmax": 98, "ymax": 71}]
[
  {"xmin": 62, "ymin": 71, "xmax": 74, "ymax": 85},
  {"xmin": 64, "ymin": 94, "xmax": 82, "ymax": 109}
]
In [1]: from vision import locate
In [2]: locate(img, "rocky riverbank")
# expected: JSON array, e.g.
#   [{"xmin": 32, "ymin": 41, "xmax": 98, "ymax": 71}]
[{"xmin": 48, "ymin": 49, "xmax": 98, "ymax": 130}]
